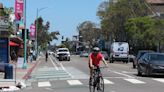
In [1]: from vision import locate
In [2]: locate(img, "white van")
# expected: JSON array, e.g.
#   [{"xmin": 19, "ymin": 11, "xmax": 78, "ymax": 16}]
[{"xmin": 110, "ymin": 42, "xmax": 129, "ymax": 63}]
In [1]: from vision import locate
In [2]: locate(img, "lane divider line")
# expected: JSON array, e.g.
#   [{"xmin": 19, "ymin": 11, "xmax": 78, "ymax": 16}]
[
  {"xmin": 60, "ymin": 61, "xmax": 73, "ymax": 78},
  {"xmin": 51, "ymin": 55, "xmax": 73, "ymax": 78},
  {"xmin": 49, "ymin": 56, "xmax": 58, "ymax": 70}
]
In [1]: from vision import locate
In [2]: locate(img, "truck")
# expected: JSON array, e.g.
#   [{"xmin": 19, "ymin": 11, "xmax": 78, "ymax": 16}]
[
  {"xmin": 110, "ymin": 42, "xmax": 129, "ymax": 63},
  {"xmin": 56, "ymin": 48, "xmax": 70, "ymax": 61}
]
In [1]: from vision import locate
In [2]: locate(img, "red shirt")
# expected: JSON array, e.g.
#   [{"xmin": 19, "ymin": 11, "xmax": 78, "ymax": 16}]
[{"xmin": 89, "ymin": 52, "xmax": 103, "ymax": 66}]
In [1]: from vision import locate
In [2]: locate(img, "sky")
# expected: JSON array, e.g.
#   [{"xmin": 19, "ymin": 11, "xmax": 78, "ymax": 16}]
[{"xmin": 0, "ymin": 0, "xmax": 104, "ymax": 45}]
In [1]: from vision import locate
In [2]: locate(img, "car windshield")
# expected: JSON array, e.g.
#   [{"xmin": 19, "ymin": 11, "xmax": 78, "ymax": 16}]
[
  {"xmin": 59, "ymin": 50, "xmax": 68, "ymax": 52},
  {"xmin": 150, "ymin": 54, "xmax": 164, "ymax": 61}
]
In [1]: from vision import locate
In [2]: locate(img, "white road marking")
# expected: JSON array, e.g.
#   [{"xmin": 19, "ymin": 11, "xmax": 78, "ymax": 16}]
[
  {"xmin": 112, "ymin": 71, "xmax": 134, "ymax": 78},
  {"xmin": 122, "ymin": 71, "xmax": 136, "ymax": 74},
  {"xmin": 60, "ymin": 61, "xmax": 73, "ymax": 78},
  {"xmin": 51, "ymin": 55, "xmax": 73, "ymax": 78},
  {"xmin": 50, "ymin": 56, "xmax": 58, "ymax": 70},
  {"xmin": 124, "ymin": 79, "xmax": 145, "ymax": 84},
  {"xmin": 67, "ymin": 80, "xmax": 83, "ymax": 85},
  {"xmin": 104, "ymin": 79, "xmax": 114, "ymax": 84},
  {"xmin": 153, "ymin": 78, "xmax": 164, "ymax": 83},
  {"xmin": 38, "ymin": 81, "xmax": 51, "ymax": 87}
]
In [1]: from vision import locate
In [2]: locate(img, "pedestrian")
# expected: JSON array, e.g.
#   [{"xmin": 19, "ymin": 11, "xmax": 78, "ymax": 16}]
[
  {"xmin": 30, "ymin": 50, "xmax": 33, "ymax": 63},
  {"xmin": 46, "ymin": 51, "xmax": 48, "ymax": 62}
]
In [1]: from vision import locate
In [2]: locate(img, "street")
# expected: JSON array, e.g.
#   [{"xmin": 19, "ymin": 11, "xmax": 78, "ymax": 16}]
[{"xmin": 17, "ymin": 55, "xmax": 164, "ymax": 92}]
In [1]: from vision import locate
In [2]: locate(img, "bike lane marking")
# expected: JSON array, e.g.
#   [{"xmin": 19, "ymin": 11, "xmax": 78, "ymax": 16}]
[
  {"xmin": 49, "ymin": 56, "xmax": 58, "ymax": 70},
  {"xmin": 111, "ymin": 71, "xmax": 135, "ymax": 78},
  {"xmin": 152, "ymin": 78, "xmax": 164, "ymax": 83},
  {"xmin": 67, "ymin": 80, "xmax": 83, "ymax": 85},
  {"xmin": 124, "ymin": 79, "xmax": 146, "ymax": 84},
  {"xmin": 104, "ymin": 79, "xmax": 114, "ymax": 84},
  {"xmin": 59, "ymin": 62, "xmax": 73, "ymax": 78},
  {"xmin": 38, "ymin": 81, "xmax": 51, "ymax": 87}
]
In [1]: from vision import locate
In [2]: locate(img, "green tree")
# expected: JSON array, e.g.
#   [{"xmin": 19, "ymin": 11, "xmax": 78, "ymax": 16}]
[
  {"xmin": 125, "ymin": 17, "xmax": 164, "ymax": 50},
  {"xmin": 77, "ymin": 21, "xmax": 100, "ymax": 47},
  {"xmin": 0, "ymin": 7, "xmax": 14, "ymax": 32},
  {"xmin": 36, "ymin": 17, "xmax": 60, "ymax": 49},
  {"xmin": 97, "ymin": 0, "xmax": 150, "ymax": 41}
]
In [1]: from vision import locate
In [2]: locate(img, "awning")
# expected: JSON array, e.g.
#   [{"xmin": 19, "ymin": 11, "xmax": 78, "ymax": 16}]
[{"xmin": 9, "ymin": 41, "xmax": 19, "ymax": 46}]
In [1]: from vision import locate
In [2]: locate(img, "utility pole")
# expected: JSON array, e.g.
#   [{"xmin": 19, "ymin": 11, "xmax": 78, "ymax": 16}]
[
  {"xmin": 22, "ymin": 0, "xmax": 27, "ymax": 69},
  {"xmin": 35, "ymin": 7, "xmax": 47, "ymax": 59}
]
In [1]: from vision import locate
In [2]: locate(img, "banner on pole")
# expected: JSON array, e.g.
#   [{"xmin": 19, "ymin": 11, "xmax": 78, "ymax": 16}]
[
  {"xmin": 30, "ymin": 24, "xmax": 36, "ymax": 40},
  {"xmin": 15, "ymin": 0, "xmax": 24, "ymax": 20}
]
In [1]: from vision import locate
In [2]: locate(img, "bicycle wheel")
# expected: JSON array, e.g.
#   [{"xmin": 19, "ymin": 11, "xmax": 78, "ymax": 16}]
[
  {"xmin": 89, "ymin": 77, "xmax": 95, "ymax": 92},
  {"xmin": 97, "ymin": 76, "xmax": 104, "ymax": 92}
]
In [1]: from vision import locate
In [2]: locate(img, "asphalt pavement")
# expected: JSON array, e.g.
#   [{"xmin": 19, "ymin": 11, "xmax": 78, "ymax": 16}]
[{"xmin": 16, "ymin": 55, "xmax": 164, "ymax": 92}]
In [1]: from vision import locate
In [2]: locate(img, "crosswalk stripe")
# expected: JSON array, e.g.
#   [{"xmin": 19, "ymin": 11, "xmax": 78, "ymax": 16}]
[
  {"xmin": 124, "ymin": 79, "xmax": 146, "ymax": 84},
  {"xmin": 38, "ymin": 81, "xmax": 51, "ymax": 87},
  {"xmin": 67, "ymin": 80, "xmax": 83, "ymax": 85},
  {"xmin": 153, "ymin": 78, "xmax": 164, "ymax": 83},
  {"xmin": 104, "ymin": 79, "xmax": 114, "ymax": 84}
]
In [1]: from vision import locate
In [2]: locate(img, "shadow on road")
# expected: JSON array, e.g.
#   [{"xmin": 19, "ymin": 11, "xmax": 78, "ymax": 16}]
[{"xmin": 133, "ymin": 73, "xmax": 164, "ymax": 78}]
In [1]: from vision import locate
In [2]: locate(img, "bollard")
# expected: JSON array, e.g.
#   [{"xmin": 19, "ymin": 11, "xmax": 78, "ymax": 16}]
[{"xmin": 4, "ymin": 64, "xmax": 13, "ymax": 79}]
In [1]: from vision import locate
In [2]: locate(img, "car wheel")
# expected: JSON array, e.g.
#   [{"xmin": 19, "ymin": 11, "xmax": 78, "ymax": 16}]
[
  {"xmin": 68, "ymin": 57, "xmax": 70, "ymax": 61},
  {"xmin": 137, "ymin": 70, "xmax": 142, "ymax": 76},
  {"xmin": 133, "ymin": 62, "xmax": 136, "ymax": 68},
  {"xmin": 137, "ymin": 67, "xmax": 142, "ymax": 76},
  {"xmin": 110, "ymin": 59, "xmax": 113, "ymax": 63},
  {"xmin": 145, "ymin": 69, "xmax": 151, "ymax": 77},
  {"xmin": 59, "ymin": 58, "xmax": 62, "ymax": 61}
]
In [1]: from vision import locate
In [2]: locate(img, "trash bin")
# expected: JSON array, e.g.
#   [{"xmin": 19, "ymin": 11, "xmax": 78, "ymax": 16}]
[{"xmin": 4, "ymin": 64, "xmax": 13, "ymax": 79}]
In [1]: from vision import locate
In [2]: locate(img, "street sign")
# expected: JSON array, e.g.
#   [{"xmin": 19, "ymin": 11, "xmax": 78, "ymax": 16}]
[{"xmin": 0, "ymin": 16, "xmax": 9, "ymax": 31}]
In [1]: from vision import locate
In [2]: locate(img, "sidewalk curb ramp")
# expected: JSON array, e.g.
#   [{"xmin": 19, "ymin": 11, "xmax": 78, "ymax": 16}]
[{"xmin": 22, "ymin": 60, "xmax": 40, "ymax": 80}]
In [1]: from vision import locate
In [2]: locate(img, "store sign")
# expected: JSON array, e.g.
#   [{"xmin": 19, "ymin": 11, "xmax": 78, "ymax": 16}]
[{"xmin": 0, "ymin": 16, "xmax": 9, "ymax": 31}]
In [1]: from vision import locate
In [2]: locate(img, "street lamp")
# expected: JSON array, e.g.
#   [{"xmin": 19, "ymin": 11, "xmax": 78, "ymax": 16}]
[{"xmin": 35, "ymin": 7, "xmax": 47, "ymax": 59}]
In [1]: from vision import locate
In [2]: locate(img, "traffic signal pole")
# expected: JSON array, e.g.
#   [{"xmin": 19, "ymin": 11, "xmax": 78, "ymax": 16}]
[{"xmin": 22, "ymin": 0, "xmax": 27, "ymax": 69}]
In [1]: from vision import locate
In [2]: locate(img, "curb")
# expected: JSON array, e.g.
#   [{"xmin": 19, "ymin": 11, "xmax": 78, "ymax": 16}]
[{"xmin": 22, "ymin": 60, "xmax": 40, "ymax": 80}]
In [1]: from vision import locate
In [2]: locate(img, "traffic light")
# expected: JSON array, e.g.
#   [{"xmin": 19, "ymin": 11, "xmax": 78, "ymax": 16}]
[{"xmin": 22, "ymin": 29, "xmax": 29, "ymax": 40}]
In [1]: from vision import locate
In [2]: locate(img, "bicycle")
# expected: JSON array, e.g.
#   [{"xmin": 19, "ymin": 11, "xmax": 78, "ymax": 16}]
[{"xmin": 89, "ymin": 66, "xmax": 106, "ymax": 92}]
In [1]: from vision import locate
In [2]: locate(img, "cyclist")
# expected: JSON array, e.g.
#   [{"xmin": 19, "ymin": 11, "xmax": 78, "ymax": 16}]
[{"xmin": 89, "ymin": 47, "xmax": 109, "ymax": 79}]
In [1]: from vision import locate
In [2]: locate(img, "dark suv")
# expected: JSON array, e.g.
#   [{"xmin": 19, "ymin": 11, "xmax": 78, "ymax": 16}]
[{"xmin": 133, "ymin": 50, "xmax": 154, "ymax": 68}]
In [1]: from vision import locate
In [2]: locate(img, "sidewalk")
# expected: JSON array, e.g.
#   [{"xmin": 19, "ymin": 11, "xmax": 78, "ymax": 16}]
[{"xmin": 0, "ymin": 55, "xmax": 42, "ymax": 91}]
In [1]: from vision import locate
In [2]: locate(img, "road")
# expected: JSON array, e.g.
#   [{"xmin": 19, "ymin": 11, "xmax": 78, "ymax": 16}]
[{"xmin": 16, "ymin": 55, "xmax": 164, "ymax": 92}]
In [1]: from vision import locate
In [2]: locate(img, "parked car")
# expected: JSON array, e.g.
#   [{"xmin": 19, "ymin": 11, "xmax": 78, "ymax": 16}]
[
  {"xmin": 133, "ymin": 50, "xmax": 154, "ymax": 68},
  {"xmin": 110, "ymin": 42, "xmax": 129, "ymax": 63},
  {"xmin": 56, "ymin": 48, "xmax": 70, "ymax": 61},
  {"xmin": 48, "ymin": 51, "xmax": 54, "ymax": 55},
  {"xmin": 101, "ymin": 51, "xmax": 109, "ymax": 60},
  {"xmin": 80, "ymin": 51, "xmax": 89, "ymax": 57},
  {"xmin": 137, "ymin": 53, "xmax": 164, "ymax": 76}
]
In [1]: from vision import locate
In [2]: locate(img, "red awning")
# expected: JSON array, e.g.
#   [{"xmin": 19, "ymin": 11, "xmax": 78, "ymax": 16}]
[{"xmin": 10, "ymin": 41, "xmax": 19, "ymax": 46}]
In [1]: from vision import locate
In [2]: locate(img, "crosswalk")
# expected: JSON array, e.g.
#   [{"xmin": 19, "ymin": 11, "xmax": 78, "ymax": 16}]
[{"xmin": 33, "ymin": 78, "xmax": 164, "ymax": 88}]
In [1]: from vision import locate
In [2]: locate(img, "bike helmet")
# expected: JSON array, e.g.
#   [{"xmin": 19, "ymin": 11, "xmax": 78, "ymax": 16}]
[{"xmin": 93, "ymin": 47, "xmax": 100, "ymax": 52}]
